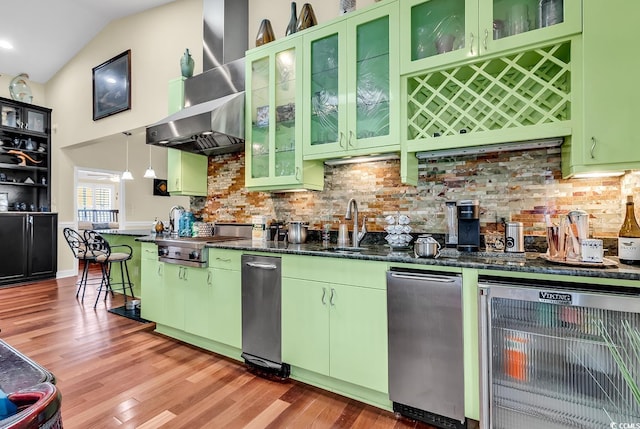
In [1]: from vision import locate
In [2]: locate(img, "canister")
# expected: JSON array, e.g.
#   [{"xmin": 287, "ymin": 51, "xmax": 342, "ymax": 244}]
[{"xmin": 504, "ymin": 221, "xmax": 524, "ymax": 253}]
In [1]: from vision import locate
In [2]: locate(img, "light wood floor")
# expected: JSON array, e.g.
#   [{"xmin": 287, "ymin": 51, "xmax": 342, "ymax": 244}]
[{"xmin": 0, "ymin": 272, "xmax": 436, "ymax": 429}]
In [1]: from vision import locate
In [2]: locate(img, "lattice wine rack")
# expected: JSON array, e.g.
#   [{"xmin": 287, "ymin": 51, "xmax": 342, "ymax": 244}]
[{"xmin": 406, "ymin": 41, "xmax": 571, "ymax": 141}]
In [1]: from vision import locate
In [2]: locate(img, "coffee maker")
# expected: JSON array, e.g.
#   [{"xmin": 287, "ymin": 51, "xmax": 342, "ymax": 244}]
[{"xmin": 457, "ymin": 200, "xmax": 480, "ymax": 252}]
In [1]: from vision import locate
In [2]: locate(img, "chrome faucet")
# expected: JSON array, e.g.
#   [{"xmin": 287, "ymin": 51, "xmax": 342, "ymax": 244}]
[
  {"xmin": 169, "ymin": 205, "xmax": 185, "ymax": 237},
  {"xmin": 345, "ymin": 198, "xmax": 367, "ymax": 248}
]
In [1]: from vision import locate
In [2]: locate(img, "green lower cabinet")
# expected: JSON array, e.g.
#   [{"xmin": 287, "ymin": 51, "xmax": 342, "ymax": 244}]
[
  {"xmin": 102, "ymin": 234, "xmax": 142, "ymax": 297},
  {"xmin": 140, "ymin": 258, "xmax": 164, "ymax": 322},
  {"xmin": 282, "ymin": 277, "xmax": 388, "ymax": 394},
  {"xmin": 328, "ymin": 283, "xmax": 388, "ymax": 393},
  {"xmin": 184, "ymin": 269, "xmax": 213, "ymax": 338},
  {"xmin": 163, "ymin": 264, "xmax": 208, "ymax": 330},
  {"xmin": 182, "ymin": 266, "xmax": 242, "ymax": 348},
  {"xmin": 209, "ymin": 268, "xmax": 242, "ymax": 348},
  {"xmin": 282, "ymin": 278, "xmax": 331, "ymax": 375}
]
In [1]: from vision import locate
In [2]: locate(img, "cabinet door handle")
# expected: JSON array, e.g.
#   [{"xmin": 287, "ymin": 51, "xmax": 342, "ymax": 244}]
[
  {"xmin": 183, "ymin": 267, "xmax": 188, "ymax": 281},
  {"xmin": 469, "ymin": 32, "xmax": 475, "ymax": 55},
  {"xmin": 28, "ymin": 215, "xmax": 33, "ymax": 225},
  {"xmin": 157, "ymin": 265, "xmax": 162, "ymax": 276},
  {"xmin": 321, "ymin": 287, "xmax": 327, "ymax": 305},
  {"xmin": 175, "ymin": 179, "xmax": 180, "ymax": 188},
  {"xmin": 295, "ymin": 167, "xmax": 300, "ymax": 181},
  {"xmin": 483, "ymin": 28, "xmax": 489, "ymax": 51},
  {"xmin": 329, "ymin": 288, "xmax": 336, "ymax": 306},
  {"xmin": 207, "ymin": 271, "xmax": 212, "ymax": 286},
  {"xmin": 590, "ymin": 136, "xmax": 597, "ymax": 159},
  {"xmin": 339, "ymin": 132, "xmax": 345, "ymax": 148},
  {"xmin": 215, "ymin": 257, "xmax": 231, "ymax": 263},
  {"xmin": 348, "ymin": 130, "xmax": 355, "ymax": 148}
]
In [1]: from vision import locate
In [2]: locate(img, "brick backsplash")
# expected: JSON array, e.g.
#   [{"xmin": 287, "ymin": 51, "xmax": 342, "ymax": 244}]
[{"xmin": 191, "ymin": 148, "xmax": 640, "ymax": 238}]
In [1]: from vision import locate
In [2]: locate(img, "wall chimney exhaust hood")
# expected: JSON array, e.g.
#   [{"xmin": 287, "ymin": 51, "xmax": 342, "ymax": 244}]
[{"xmin": 146, "ymin": 0, "xmax": 248, "ymax": 156}]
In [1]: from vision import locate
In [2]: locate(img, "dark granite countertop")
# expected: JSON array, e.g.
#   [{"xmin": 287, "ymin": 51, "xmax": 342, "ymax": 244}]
[
  {"xmin": 134, "ymin": 234, "xmax": 640, "ymax": 282},
  {"xmin": 206, "ymin": 240, "xmax": 640, "ymax": 282},
  {"xmin": 97, "ymin": 229, "xmax": 153, "ymax": 237}
]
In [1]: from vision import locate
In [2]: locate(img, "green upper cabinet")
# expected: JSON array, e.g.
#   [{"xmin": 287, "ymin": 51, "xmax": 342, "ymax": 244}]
[
  {"xmin": 400, "ymin": 0, "xmax": 582, "ymax": 75},
  {"xmin": 245, "ymin": 37, "xmax": 324, "ymax": 191},
  {"xmin": 165, "ymin": 78, "xmax": 208, "ymax": 196},
  {"xmin": 562, "ymin": 0, "xmax": 640, "ymax": 177},
  {"xmin": 302, "ymin": 2, "xmax": 400, "ymax": 160},
  {"xmin": 167, "ymin": 148, "xmax": 208, "ymax": 196}
]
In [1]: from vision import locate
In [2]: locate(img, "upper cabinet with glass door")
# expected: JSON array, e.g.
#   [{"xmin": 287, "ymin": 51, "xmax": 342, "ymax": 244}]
[
  {"xmin": 245, "ymin": 37, "xmax": 323, "ymax": 191},
  {"xmin": 303, "ymin": 1, "xmax": 400, "ymax": 160},
  {"xmin": 400, "ymin": 0, "xmax": 581, "ymax": 74}
]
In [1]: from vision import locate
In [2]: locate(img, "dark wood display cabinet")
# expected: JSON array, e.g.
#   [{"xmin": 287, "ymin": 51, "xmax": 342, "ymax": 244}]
[
  {"xmin": 0, "ymin": 212, "xmax": 58, "ymax": 286},
  {"xmin": 0, "ymin": 97, "xmax": 57, "ymax": 286},
  {"xmin": 0, "ymin": 97, "xmax": 51, "ymax": 212}
]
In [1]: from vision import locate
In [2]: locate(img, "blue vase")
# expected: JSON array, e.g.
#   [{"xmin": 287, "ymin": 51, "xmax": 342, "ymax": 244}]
[{"xmin": 180, "ymin": 49, "xmax": 195, "ymax": 78}]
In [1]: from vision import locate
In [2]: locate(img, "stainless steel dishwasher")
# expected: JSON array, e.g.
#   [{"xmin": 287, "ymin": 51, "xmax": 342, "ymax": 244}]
[
  {"xmin": 241, "ymin": 254, "xmax": 289, "ymax": 378},
  {"xmin": 387, "ymin": 268, "xmax": 466, "ymax": 429}
]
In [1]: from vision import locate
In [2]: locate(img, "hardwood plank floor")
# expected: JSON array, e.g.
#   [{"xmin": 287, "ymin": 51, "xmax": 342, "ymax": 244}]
[{"xmin": 0, "ymin": 273, "xmax": 436, "ymax": 429}]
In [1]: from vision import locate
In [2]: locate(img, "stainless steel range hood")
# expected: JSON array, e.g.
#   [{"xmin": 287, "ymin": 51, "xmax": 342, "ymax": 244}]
[{"xmin": 146, "ymin": 0, "xmax": 248, "ymax": 156}]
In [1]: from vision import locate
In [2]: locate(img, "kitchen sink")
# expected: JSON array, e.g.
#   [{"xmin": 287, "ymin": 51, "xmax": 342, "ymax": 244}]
[{"xmin": 322, "ymin": 246, "xmax": 367, "ymax": 254}]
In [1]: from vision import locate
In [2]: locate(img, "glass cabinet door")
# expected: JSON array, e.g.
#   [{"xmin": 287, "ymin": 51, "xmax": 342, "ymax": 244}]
[
  {"xmin": 347, "ymin": 15, "xmax": 391, "ymax": 144},
  {"xmin": 401, "ymin": 0, "xmax": 476, "ymax": 74},
  {"xmin": 479, "ymin": 0, "xmax": 581, "ymax": 55},
  {"xmin": 249, "ymin": 57, "xmax": 270, "ymax": 180},
  {"xmin": 24, "ymin": 108, "xmax": 46, "ymax": 134},
  {"xmin": 308, "ymin": 28, "xmax": 343, "ymax": 153},
  {"xmin": 274, "ymin": 49, "xmax": 296, "ymax": 178},
  {"xmin": 1, "ymin": 104, "xmax": 21, "ymax": 129}
]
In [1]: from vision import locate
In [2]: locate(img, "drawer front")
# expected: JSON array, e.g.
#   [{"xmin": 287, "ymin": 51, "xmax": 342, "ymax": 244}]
[
  {"xmin": 208, "ymin": 248, "xmax": 242, "ymax": 270},
  {"xmin": 282, "ymin": 254, "xmax": 387, "ymax": 289},
  {"xmin": 140, "ymin": 242, "xmax": 158, "ymax": 261}
]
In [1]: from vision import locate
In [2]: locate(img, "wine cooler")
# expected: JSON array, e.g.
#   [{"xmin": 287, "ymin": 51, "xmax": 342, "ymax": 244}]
[{"xmin": 479, "ymin": 277, "xmax": 640, "ymax": 429}]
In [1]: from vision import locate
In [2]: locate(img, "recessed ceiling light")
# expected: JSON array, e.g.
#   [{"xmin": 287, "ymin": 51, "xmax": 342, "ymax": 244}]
[{"xmin": 0, "ymin": 40, "xmax": 14, "ymax": 50}]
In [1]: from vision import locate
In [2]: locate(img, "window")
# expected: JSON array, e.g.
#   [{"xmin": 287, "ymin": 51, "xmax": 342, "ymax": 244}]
[{"xmin": 77, "ymin": 184, "xmax": 115, "ymax": 210}]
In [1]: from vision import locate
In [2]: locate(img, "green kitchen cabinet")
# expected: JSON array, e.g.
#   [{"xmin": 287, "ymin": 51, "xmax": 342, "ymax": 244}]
[
  {"xmin": 282, "ymin": 255, "xmax": 388, "ymax": 394},
  {"xmin": 208, "ymin": 267, "xmax": 241, "ymax": 348},
  {"xmin": 562, "ymin": 0, "xmax": 640, "ymax": 177},
  {"xmin": 245, "ymin": 37, "xmax": 324, "ymax": 191},
  {"xmin": 282, "ymin": 278, "xmax": 388, "ymax": 393},
  {"xmin": 400, "ymin": 0, "xmax": 581, "ymax": 75},
  {"xmin": 140, "ymin": 257, "xmax": 164, "ymax": 322},
  {"xmin": 101, "ymin": 233, "xmax": 142, "ymax": 297},
  {"xmin": 167, "ymin": 148, "xmax": 208, "ymax": 196},
  {"xmin": 302, "ymin": 1, "xmax": 400, "ymax": 160},
  {"xmin": 183, "ymin": 249, "xmax": 242, "ymax": 348},
  {"xmin": 164, "ymin": 264, "xmax": 209, "ymax": 330}
]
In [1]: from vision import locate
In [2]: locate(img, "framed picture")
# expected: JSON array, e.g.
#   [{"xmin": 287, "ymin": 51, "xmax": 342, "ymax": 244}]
[
  {"xmin": 153, "ymin": 179, "xmax": 170, "ymax": 196},
  {"xmin": 92, "ymin": 50, "xmax": 131, "ymax": 120}
]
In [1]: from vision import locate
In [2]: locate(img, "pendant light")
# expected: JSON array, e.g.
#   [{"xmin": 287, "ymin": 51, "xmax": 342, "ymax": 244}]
[
  {"xmin": 121, "ymin": 132, "xmax": 133, "ymax": 180},
  {"xmin": 143, "ymin": 144, "xmax": 157, "ymax": 179}
]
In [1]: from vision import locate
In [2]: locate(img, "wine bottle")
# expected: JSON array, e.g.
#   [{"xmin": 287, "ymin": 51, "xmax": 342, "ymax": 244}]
[
  {"xmin": 618, "ymin": 195, "xmax": 640, "ymax": 265},
  {"xmin": 285, "ymin": 2, "xmax": 297, "ymax": 36}
]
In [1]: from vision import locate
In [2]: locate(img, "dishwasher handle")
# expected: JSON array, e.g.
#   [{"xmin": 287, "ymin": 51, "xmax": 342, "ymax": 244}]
[
  {"xmin": 389, "ymin": 272, "xmax": 459, "ymax": 283},
  {"xmin": 245, "ymin": 262, "xmax": 278, "ymax": 270}
]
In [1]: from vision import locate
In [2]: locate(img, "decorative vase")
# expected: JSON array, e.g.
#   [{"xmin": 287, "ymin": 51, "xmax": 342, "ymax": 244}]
[
  {"xmin": 285, "ymin": 2, "xmax": 298, "ymax": 36},
  {"xmin": 9, "ymin": 73, "xmax": 32, "ymax": 103},
  {"xmin": 180, "ymin": 49, "xmax": 195, "ymax": 78},
  {"xmin": 296, "ymin": 3, "xmax": 317, "ymax": 32},
  {"xmin": 339, "ymin": 0, "xmax": 356, "ymax": 15},
  {"xmin": 255, "ymin": 19, "xmax": 276, "ymax": 47}
]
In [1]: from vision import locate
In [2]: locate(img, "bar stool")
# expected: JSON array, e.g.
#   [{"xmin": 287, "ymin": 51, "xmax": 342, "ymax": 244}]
[
  {"xmin": 83, "ymin": 230, "xmax": 134, "ymax": 309},
  {"xmin": 62, "ymin": 227, "xmax": 98, "ymax": 302}
]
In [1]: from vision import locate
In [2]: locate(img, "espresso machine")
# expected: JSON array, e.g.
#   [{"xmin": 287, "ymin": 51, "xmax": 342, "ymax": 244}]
[{"xmin": 457, "ymin": 200, "xmax": 480, "ymax": 252}]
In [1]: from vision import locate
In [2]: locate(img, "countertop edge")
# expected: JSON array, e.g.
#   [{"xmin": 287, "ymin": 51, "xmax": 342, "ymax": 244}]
[{"xmin": 136, "ymin": 236, "xmax": 640, "ymax": 282}]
